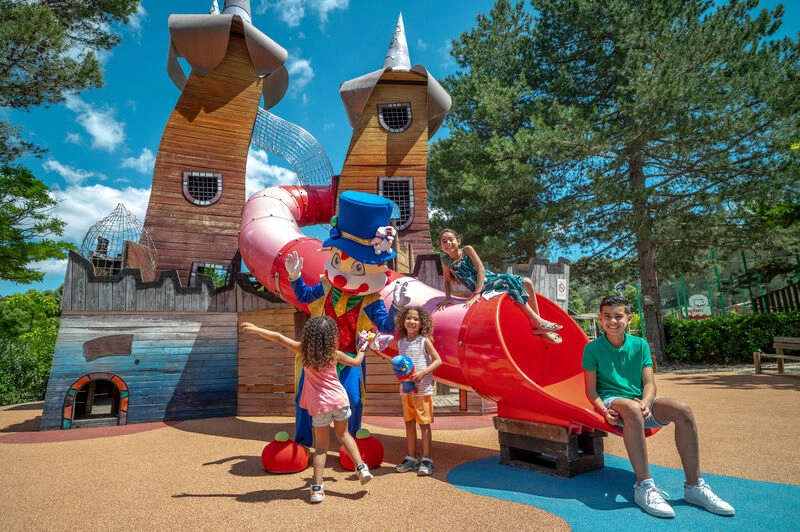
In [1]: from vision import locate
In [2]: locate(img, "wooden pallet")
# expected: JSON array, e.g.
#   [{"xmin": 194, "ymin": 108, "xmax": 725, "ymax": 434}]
[{"xmin": 494, "ymin": 417, "xmax": 606, "ymax": 478}]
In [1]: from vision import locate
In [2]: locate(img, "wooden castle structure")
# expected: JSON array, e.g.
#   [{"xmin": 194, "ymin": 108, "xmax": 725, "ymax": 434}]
[
  {"xmin": 40, "ymin": 4, "xmax": 471, "ymax": 430},
  {"xmin": 40, "ymin": 3, "xmax": 567, "ymax": 430}
]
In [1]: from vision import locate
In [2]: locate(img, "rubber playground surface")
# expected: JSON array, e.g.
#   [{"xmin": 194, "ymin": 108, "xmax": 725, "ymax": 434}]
[{"xmin": 2, "ymin": 367, "xmax": 799, "ymax": 531}]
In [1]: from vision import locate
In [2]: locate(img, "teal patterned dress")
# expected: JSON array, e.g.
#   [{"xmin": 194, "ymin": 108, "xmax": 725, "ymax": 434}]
[{"xmin": 441, "ymin": 252, "xmax": 529, "ymax": 304}]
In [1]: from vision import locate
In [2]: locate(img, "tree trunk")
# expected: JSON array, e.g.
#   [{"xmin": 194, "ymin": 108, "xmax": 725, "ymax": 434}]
[{"xmin": 628, "ymin": 144, "xmax": 666, "ymax": 364}]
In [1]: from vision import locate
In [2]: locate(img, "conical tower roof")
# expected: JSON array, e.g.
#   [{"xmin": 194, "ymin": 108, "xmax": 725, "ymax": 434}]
[
  {"xmin": 339, "ymin": 13, "xmax": 451, "ymax": 135},
  {"xmin": 383, "ymin": 13, "xmax": 411, "ymax": 71},
  {"xmin": 80, "ymin": 203, "xmax": 155, "ymax": 260}
]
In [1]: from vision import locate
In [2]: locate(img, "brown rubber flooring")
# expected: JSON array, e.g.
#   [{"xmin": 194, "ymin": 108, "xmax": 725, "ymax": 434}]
[{"xmin": 2, "ymin": 367, "xmax": 799, "ymax": 531}]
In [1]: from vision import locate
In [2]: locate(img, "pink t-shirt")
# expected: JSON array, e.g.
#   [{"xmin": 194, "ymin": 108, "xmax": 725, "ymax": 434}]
[{"xmin": 299, "ymin": 363, "xmax": 350, "ymax": 415}]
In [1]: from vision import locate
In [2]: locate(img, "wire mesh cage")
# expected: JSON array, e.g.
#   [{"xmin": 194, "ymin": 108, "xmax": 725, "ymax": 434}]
[
  {"xmin": 80, "ymin": 203, "xmax": 155, "ymax": 276},
  {"xmin": 252, "ymin": 108, "xmax": 402, "ymax": 220}
]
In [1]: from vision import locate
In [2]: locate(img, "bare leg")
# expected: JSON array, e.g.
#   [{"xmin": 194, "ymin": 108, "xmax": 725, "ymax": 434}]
[
  {"xmin": 335, "ymin": 418, "xmax": 364, "ymax": 467},
  {"xmin": 311, "ymin": 425, "xmax": 330, "ymax": 486},
  {"xmin": 652, "ymin": 397, "xmax": 700, "ymax": 484},
  {"xmin": 419, "ymin": 423, "xmax": 432, "ymax": 459},
  {"xmin": 405, "ymin": 420, "xmax": 418, "ymax": 458},
  {"xmin": 522, "ymin": 278, "xmax": 560, "ymax": 330},
  {"xmin": 614, "ymin": 398, "xmax": 652, "ymax": 483}
]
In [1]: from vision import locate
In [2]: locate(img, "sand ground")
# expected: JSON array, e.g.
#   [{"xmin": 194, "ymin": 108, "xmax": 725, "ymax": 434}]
[{"xmin": 2, "ymin": 366, "xmax": 799, "ymax": 531}]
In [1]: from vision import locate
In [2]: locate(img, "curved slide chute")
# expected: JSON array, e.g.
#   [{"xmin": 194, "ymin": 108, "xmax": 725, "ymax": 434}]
[{"xmin": 240, "ymin": 185, "xmax": 624, "ymax": 436}]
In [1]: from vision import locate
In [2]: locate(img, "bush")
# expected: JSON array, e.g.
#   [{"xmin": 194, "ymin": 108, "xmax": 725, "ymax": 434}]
[
  {"xmin": 664, "ymin": 311, "xmax": 800, "ymax": 363},
  {"xmin": 0, "ymin": 326, "xmax": 57, "ymax": 406}
]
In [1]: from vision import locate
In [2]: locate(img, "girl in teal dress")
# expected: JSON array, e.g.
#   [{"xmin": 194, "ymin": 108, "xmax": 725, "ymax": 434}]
[{"xmin": 436, "ymin": 229, "xmax": 562, "ymax": 344}]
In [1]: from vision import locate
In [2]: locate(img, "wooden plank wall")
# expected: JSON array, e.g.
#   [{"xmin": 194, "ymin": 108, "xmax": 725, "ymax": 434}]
[
  {"xmin": 338, "ymin": 72, "xmax": 434, "ymax": 255},
  {"xmin": 143, "ymin": 35, "xmax": 261, "ymax": 285},
  {"xmin": 40, "ymin": 312, "xmax": 239, "ymax": 430},
  {"xmin": 237, "ymin": 308, "xmax": 407, "ymax": 417},
  {"xmin": 237, "ymin": 307, "xmax": 299, "ymax": 416},
  {"xmin": 61, "ymin": 251, "xmax": 285, "ymax": 314},
  {"xmin": 515, "ymin": 257, "xmax": 571, "ymax": 312}
]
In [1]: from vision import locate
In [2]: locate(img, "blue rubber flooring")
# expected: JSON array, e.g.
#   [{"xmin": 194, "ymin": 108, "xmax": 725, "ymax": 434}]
[{"xmin": 447, "ymin": 454, "xmax": 800, "ymax": 531}]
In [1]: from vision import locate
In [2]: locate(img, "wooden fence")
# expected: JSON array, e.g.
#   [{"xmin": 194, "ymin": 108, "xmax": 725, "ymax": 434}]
[{"xmin": 753, "ymin": 281, "xmax": 800, "ymax": 314}]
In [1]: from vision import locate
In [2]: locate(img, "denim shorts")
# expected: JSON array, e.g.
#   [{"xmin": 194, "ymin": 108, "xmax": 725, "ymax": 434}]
[
  {"xmin": 311, "ymin": 406, "xmax": 351, "ymax": 427},
  {"xmin": 603, "ymin": 396, "xmax": 669, "ymax": 429}
]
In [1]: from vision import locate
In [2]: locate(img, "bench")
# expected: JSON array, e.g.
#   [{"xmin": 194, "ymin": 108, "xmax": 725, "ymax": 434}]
[{"xmin": 753, "ymin": 337, "xmax": 800, "ymax": 374}]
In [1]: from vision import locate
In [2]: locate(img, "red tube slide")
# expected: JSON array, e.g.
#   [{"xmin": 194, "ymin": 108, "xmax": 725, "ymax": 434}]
[{"xmin": 240, "ymin": 185, "xmax": 625, "ymax": 436}]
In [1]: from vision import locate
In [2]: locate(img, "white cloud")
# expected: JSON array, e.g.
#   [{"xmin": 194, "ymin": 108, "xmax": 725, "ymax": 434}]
[
  {"xmin": 257, "ymin": 0, "xmax": 348, "ymax": 28},
  {"xmin": 312, "ymin": 0, "xmax": 348, "ymax": 24},
  {"xmin": 50, "ymin": 184, "xmax": 151, "ymax": 244},
  {"xmin": 121, "ymin": 148, "xmax": 155, "ymax": 174},
  {"xmin": 287, "ymin": 58, "xmax": 314, "ymax": 91},
  {"xmin": 127, "ymin": 4, "xmax": 147, "ymax": 36},
  {"xmin": 416, "ymin": 38, "xmax": 428, "ymax": 51},
  {"xmin": 64, "ymin": 96, "xmax": 125, "ymax": 152},
  {"xmin": 11, "ymin": 183, "xmax": 152, "ymax": 289},
  {"xmin": 439, "ymin": 39, "xmax": 456, "ymax": 70},
  {"xmin": 246, "ymin": 147, "xmax": 298, "ymax": 197},
  {"xmin": 65, "ymin": 132, "xmax": 83, "ymax": 145},
  {"xmin": 43, "ymin": 159, "xmax": 106, "ymax": 186}
]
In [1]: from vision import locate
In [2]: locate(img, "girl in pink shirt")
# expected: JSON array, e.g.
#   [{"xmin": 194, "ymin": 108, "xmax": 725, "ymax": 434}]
[{"xmin": 241, "ymin": 316, "xmax": 373, "ymax": 502}]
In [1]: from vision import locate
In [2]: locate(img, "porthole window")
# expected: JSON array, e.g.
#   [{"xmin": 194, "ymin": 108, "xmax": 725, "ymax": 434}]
[
  {"xmin": 377, "ymin": 103, "xmax": 412, "ymax": 133},
  {"xmin": 379, "ymin": 176, "xmax": 413, "ymax": 230},
  {"xmin": 183, "ymin": 171, "xmax": 222, "ymax": 206}
]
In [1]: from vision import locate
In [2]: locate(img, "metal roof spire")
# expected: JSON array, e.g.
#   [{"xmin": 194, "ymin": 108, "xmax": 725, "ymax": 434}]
[
  {"xmin": 383, "ymin": 13, "xmax": 411, "ymax": 71},
  {"xmin": 209, "ymin": 1, "xmax": 220, "ymax": 15}
]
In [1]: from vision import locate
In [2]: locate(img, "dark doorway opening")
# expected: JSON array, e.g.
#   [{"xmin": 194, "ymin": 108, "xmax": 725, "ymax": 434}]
[{"xmin": 72, "ymin": 379, "xmax": 120, "ymax": 428}]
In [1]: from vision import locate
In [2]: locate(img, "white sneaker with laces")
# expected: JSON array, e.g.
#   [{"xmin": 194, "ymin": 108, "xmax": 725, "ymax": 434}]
[
  {"xmin": 684, "ymin": 478, "xmax": 735, "ymax": 516},
  {"xmin": 356, "ymin": 463, "xmax": 373, "ymax": 485},
  {"xmin": 310, "ymin": 484, "xmax": 325, "ymax": 503},
  {"xmin": 634, "ymin": 479, "xmax": 675, "ymax": 518}
]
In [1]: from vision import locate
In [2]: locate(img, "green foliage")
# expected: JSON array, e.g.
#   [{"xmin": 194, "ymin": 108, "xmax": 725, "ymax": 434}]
[
  {"xmin": 429, "ymin": 0, "xmax": 800, "ymax": 359},
  {"xmin": 0, "ymin": 1, "xmax": 138, "ymax": 281},
  {"xmin": 0, "ymin": 327, "xmax": 57, "ymax": 406},
  {"xmin": 0, "ymin": 166, "xmax": 77, "ymax": 283},
  {"xmin": 629, "ymin": 313, "xmax": 642, "ymax": 337},
  {"xmin": 0, "ymin": 291, "xmax": 60, "ymax": 337},
  {"xmin": 664, "ymin": 311, "xmax": 800, "ymax": 363},
  {"xmin": 0, "ymin": 0, "xmax": 141, "ymax": 161},
  {"xmin": 0, "ymin": 289, "xmax": 61, "ymax": 405},
  {"xmin": 0, "ymin": 0, "xmax": 140, "ymax": 110}
]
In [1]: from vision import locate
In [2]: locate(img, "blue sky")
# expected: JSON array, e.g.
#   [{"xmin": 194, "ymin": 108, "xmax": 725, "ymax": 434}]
[{"xmin": 2, "ymin": 0, "xmax": 798, "ymax": 296}]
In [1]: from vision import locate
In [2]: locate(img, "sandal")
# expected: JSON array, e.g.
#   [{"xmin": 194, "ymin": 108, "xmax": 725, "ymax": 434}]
[
  {"xmin": 532, "ymin": 330, "xmax": 562, "ymax": 344},
  {"xmin": 534, "ymin": 320, "xmax": 562, "ymax": 332}
]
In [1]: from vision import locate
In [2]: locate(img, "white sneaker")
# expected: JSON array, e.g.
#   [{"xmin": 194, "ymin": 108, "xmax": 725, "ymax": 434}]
[
  {"xmin": 356, "ymin": 463, "xmax": 373, "ymax": 485},
  {"xmin": 417, "ymin": 458, "xmax": 434, "ymax": 476},
  {"xmin": 634, "ymin": 479, "xmax": 675, "ymax": 518},
  {"xmin": 684, "ymin": 478, "xmax": 735, "ymax": 516},
  {"xmin": 309, "ymin": 484, "xmax": 325, "ymax": 503}
]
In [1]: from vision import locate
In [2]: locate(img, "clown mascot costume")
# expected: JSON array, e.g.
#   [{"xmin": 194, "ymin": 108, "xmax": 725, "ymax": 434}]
[{"xmin": 286, "ymin": 191, "xmax": 409, "ymax": 446}]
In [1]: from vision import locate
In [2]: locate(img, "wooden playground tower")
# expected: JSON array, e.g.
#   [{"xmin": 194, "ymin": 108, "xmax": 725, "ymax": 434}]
[{"xmin": 40, "ymin": 3, "xmax": 492, "ymax": 431}]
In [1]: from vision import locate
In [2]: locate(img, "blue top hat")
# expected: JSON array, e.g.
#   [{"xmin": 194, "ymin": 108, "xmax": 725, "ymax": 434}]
[{"xmin": 323, "ymin": 191, "xmax": 397, "ymax": 265}]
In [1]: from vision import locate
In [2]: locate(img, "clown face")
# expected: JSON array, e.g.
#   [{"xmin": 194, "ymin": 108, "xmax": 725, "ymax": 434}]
[{"xmin": 325, "ymin": 249, "xmax": 390, "ymax": 295}]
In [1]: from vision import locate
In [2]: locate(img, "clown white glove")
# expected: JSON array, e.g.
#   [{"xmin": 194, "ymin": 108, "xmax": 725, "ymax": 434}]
[
  {"xmin": 392, "ymin": 280, "xmax": 410, "ymax": 309},
  {"xmin": 285, "ymin": 251, "xmax": 303, "ymax": 282}
]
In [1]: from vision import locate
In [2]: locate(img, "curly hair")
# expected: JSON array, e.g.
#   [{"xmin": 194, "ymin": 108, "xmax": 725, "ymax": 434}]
[
  {"xmin": 299, "ymin": 316, "xmax": 339, "ymax": 371},
  {"xmin": 395, "ymin": 306, "xmax": 434, "ymax": 339}
]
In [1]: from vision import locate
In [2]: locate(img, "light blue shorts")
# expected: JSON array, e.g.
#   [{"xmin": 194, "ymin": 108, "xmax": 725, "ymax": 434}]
[
  {"xmin": 311, "ymin": 406, "xmax": 351, "ymax": 428},
  {"xmin": 603, "ymin": 396, "xmax": 669, "ymax": 429}
]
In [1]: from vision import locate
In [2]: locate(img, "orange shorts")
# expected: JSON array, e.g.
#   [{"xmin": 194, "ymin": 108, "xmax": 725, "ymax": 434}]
[{"xmin": 401, "ymin": 394, "xmax": 434, "ymax": 425}]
